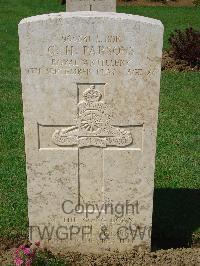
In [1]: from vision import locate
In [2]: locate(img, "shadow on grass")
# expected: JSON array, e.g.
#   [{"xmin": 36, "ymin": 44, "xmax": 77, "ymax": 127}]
[{"xmin": 152, "ymin": 188, "xmax": 200, "ymax": 250}]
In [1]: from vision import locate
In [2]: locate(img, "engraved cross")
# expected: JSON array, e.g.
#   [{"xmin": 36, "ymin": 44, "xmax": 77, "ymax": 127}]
[{"xmin": 40, "ymin": 83, "xmax": 142, "ymax": 206}]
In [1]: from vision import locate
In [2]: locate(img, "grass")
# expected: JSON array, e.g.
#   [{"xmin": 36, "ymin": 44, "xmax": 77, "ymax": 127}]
[
  {"xmin": 118, "ymin": 6, "xmax": 200, "ymax": 49},
  {"xmin": 0, "ymin": 0, "xmax": 199, "ymax": 249},
  {"xmin": 156, "ymin": 71, "xmax": 200, "ymax": 189},
  {"xmin": 153, "ymin": 71, "xmax": 200, "ymax": 248}
]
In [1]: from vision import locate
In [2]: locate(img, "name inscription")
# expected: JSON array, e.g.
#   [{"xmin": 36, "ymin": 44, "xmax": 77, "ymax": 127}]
[{"xmin": 25, "ymin": 34, "xmax": 143, "ymax": 77}]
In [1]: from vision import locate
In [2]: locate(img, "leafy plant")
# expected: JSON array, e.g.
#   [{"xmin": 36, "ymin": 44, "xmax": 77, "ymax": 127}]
[{"xmin": 169, "ymin": 27, "xmax": 200, "ymax": 68}]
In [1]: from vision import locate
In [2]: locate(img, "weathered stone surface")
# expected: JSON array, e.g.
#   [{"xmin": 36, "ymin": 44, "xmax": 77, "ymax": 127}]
[
  {"xmin": 19, "ymin": 12, "xmax": 163, "ymax": 254},
  {"xmin": 66, "ymin": 0, "xmax": 116, "ymax": 12}
]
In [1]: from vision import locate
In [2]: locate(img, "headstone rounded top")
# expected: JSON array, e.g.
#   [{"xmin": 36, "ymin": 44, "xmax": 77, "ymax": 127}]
[{"xmin": 19, "ymin": 12, "xmax": 163, "ymax": 30}]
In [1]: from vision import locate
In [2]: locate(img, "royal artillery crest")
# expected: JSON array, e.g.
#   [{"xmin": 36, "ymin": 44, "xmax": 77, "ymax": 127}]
[{"xmin": 52, "ymin": 85, "xmax": 133, "ymax": 148}]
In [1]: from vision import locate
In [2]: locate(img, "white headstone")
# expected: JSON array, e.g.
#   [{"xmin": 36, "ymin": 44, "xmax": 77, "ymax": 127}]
[
  {"xmin": 19, "ymin": 12, "xmax": 163, "ymax": 254},
  {"xmin": 66, "ymin": 0, "xmax": 116, "ymax": 12}
]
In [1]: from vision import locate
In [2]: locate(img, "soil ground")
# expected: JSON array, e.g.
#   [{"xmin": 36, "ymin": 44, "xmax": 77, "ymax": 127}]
[
  {"xmin": 54, "ymin": 248, "xmax": 200, "ymax": 265},
  {"xmin": 1, "ymin": 246, "xmax": 200, "ymax": 265},
  {"xmin": 0, "ymin": 237, "xmax": 200, "ymax": 266}
]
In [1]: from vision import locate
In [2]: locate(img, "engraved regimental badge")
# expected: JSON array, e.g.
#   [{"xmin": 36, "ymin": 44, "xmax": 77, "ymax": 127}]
[{"xmin": 52, "ymin": 85, "xmax": 132, "ymax": 148}]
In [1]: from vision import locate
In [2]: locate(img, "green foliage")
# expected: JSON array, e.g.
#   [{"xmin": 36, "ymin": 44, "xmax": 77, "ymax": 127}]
[{"xmin": 169, "ymin": 27, "xmax": 200, "ymax": 68}]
